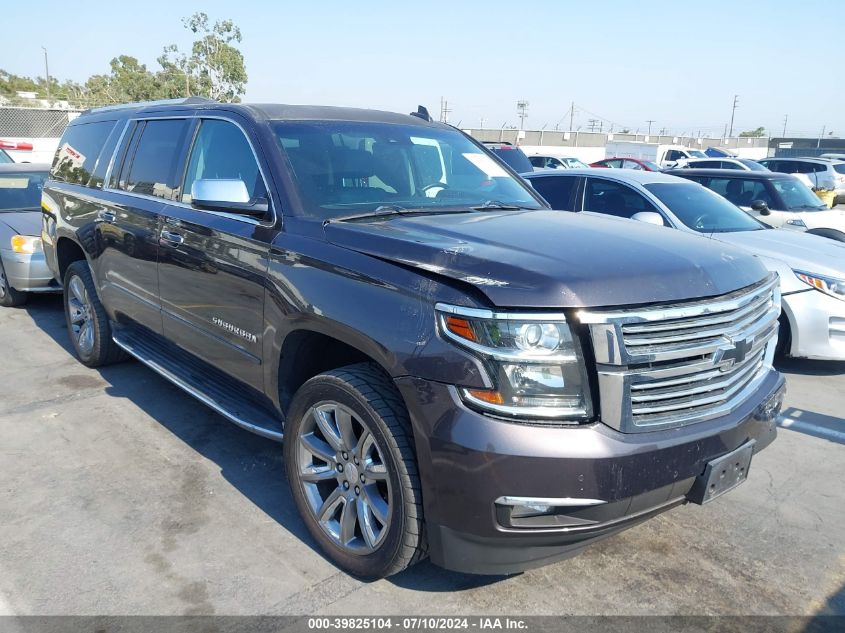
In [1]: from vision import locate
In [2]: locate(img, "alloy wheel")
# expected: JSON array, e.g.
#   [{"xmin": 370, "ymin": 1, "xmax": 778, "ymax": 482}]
[
  {"xmin": 67, "ymin": 274, "xmax": 94, "ymax": 355},
  {"xmin": 296, "ymin": 402, "xmax": 392, "ymax": 554}
]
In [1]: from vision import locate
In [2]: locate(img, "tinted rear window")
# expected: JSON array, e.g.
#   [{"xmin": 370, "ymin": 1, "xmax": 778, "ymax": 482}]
[
  {"xmin": 488, "ymin": 147, "xmax": 534, "ymax": 173},
  {"xmin": 0, "ymin": 171, "xmax": 48, "ymax": 210},
  {"xmin": 529, "ymin": 175, "xmax": 577, "ymax": 210},
  {"xmin": 51, "ymin": 120, "xmax": 116, "ymax": 185},
  {"xmin": 123, "ymin": 119, "xmax": 190, "ymax": 199},
  {"xmin": 833, "ymin": 163, "xmax": 845, "ymax": 174}
]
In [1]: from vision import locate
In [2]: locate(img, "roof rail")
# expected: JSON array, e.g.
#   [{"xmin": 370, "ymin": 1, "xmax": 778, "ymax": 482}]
[{"xmin": 82, "ymin": 96, "xmax": 217, "ymax": 115}]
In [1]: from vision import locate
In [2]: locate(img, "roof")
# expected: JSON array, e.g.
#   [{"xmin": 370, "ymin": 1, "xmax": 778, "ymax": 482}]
[
  {"xmin": 663, "ymin": 168, "xmax": 795, "ymax": 180},
  {"xmin": 765, "ymin": 156, "xmax": 845, "ymax": 165},
  {"xmin": 77, "ymin": 98, "xmax": 444, "ymax": 128},
  {"xmin": 0, "ymin": 163, "xmax": 50, "ymax": 173},
  {"xmin": 523, "ymin": 167, "xmax": 684, "ymax": 185}
]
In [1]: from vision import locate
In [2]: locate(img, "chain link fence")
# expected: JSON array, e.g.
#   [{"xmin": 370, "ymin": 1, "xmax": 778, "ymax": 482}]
[{"xmin": 0, "ymin": 107, "xmax": 82, "ymax": 138}]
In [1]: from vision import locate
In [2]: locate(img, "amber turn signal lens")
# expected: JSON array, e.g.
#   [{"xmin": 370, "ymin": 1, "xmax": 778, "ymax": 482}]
[
  {"xmin": 466, "ymin": 389, "xmax": 505, "ymax": 405},
  {"xmin": 445, "ymin": 315, "xmax": 477, "ymax": 342}
]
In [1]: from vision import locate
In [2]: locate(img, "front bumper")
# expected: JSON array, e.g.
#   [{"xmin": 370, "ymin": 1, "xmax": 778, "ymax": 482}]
[
  {"xmin": 0, "ymin": 248, "xmax": 60, "ymax": 293},
  {"xmin": 783, "ymin": 288, "xmax": 845, "ymax": 360},
  {"xmin": 396, "ymin": 369, "xmax": 784, "ymax": 575}
]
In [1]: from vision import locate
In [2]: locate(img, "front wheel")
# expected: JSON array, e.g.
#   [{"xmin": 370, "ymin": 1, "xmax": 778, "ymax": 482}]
[
  {"xmin": 0, "ymin": 258, "xmax": 27, "ymax": 307},
  {"xmin": 284, "ymin": 363, "xmax": 426, "ymax": 579}
]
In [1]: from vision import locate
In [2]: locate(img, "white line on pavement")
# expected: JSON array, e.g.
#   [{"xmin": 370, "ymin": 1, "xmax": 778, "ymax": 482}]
[{"xmin": 778, "ymin": 416, "xmax": 845, "ymax": 443}]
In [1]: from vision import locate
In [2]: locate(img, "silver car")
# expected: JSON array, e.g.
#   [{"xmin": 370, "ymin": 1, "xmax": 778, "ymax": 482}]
[
  {"xmin": 525, "ymin": 168, "xmax": 845, "ymax": 361},
  {"xmin": 0, "ymin": 163, "xmax": 58, "ymax": 306}
]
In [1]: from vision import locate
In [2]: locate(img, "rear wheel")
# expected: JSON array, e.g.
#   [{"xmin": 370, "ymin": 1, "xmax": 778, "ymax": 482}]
[
  {"xmin": 0, "ymin": 258, "xmax": 27, "ymax": 307},
  {"xmin": 284, "ymin": 363, "xmax": 426, "ymax": 579},
  {"xmin": 63, "ymin": 260, "xmax": 126, "ymax": 367}
]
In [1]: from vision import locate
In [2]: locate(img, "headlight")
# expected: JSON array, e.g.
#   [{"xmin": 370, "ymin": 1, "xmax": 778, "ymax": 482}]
[
  {"xmin": 786, "ymin": 218, "xmax": 807, "ymax": 228},
  {"xmin": 435, "ymin": 303, "xmax": 592, "ymax": 421},
  {"xmin": 795, "ymin": 270, "xmax": 845, "ymax": 301},
  {"xmin": 10, "ymin": 235, "xmax": 42, "ymax": 254}
]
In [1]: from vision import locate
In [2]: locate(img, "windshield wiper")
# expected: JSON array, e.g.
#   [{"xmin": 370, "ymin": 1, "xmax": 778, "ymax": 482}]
[
  {"xmin": 472, "ymin": 200, "xmax": 534, "ymax": 211},
  {"xmin": 326, "ymin": 205, "xmax": 472, "ymax": 224}
]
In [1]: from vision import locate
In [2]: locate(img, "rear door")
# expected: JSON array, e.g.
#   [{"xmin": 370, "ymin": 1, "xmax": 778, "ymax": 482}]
[
  {"xmin": 157, "ymin": 115, "xmax": 276, "ymax": 390},
  {"xmin": 97, "ymin": 117, "xmax": 193, "ymax": 333}
]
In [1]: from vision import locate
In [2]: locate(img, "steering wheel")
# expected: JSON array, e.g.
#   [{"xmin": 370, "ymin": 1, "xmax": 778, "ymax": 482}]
[
  {"xmin": 691, "ymin": 214, "xmax": 712, "ymax": 230},
  {"xmin": 421, "ymin": 182, "xmax": 449, "ymax": 198}
]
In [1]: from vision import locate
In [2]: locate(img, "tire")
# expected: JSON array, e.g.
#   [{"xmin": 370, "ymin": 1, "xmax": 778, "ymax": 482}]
[
  {"xmin": 0, "ymin": 258, "xmax": 27, "ymax": 307},
  {"xmin": 63, "ymin": 260, "xmax": 127, "ymax": 367},
  {"xmin": 806, "ymin": 228, "xmax": 845, "ymax": 243},
  {"xmin": 775, "ymin": 312, "xmax": 792, "ymax": 359},
  {"xmin": 284, "ymin": 363, "xmax": 426, "ymax": 579}
]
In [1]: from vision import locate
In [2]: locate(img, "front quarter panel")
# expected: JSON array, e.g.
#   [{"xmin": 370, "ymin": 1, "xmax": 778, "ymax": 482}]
[{"xmin": 263, "ymin": 229, "xmax": 493, "ymax": 412}]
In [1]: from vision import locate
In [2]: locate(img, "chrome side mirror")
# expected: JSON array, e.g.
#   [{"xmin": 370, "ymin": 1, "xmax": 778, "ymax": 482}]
[{"xmin": 191, "ymin": 179, "xmax": 269, "ymax": 217}]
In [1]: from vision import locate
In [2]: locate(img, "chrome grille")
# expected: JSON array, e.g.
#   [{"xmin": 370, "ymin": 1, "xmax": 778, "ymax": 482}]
[{"xmin": 578, "ymin": 274, "xmax": 780, "ymax": 432}]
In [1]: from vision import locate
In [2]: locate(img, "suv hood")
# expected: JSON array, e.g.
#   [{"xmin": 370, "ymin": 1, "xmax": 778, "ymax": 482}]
[
  {"xmin": 714, "ymin": 228, "xmax": 845, "ymax": 279},
  {"xmin": 324, "ymin": 210, "xmax": 767, "ymax": 308},
  {"xmin": 0, "ymin": 210, "xmax": 42, "ymax": 237}
]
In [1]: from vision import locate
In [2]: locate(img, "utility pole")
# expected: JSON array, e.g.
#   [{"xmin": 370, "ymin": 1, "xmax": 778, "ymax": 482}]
[
  {"xmin": 479, "ymin": 117, "xmax": 485, "ymax": 129},
  {"xmin": 646, "ymin": 120, "xmax": 655, "ymax": 135},
  {"xmin": 818, "ymin": 125, "xmax": 826, "ymax": 149},
  {"xmin": 517, "ymin": 100, "xmax": 529, "ymax": 130},
  {"xmin": 728, "ymin": 94, "xmax": 739, "ymax": 137},
  {"xmin": 587, "ymin": 119, "xmax": 600, "ymax": 133},
  {"xmin": 439, "ymin": 97, "xmax": 451, "ymax": 124},
  {"xmin": 41, "ymin": 46, "xmax": 50, "ymax": 100},
  {"xmin": 567, "ymin": 101, "xmax": 575, "ymax": 132},
  {"xmin": 782, "ymin": 114, "xmax": 788, "ymax": 138}
]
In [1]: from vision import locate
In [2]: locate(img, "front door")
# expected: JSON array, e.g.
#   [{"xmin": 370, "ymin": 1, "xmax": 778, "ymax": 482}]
[{"xmin": 157, "ymin": 117, "xmax": 275, "ymax": 391}]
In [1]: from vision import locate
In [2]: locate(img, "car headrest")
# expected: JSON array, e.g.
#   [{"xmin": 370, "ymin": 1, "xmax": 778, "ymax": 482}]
[{"xmin": 332, "ymin": 148, "xmax": 374, "ymax": 179}]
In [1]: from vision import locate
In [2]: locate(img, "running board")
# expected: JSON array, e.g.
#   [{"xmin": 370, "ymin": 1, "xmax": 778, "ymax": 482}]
[{"xmin": 112, "ymin": 326, "xmax": 284, "ymax": 442}]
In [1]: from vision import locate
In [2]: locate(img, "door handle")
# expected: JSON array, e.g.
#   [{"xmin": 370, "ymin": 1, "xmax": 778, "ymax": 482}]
[
  {"xmin": 160, "ymin": 230, "xmax": 184, "ymax": 246},
  {"xmin": 98, "ymin": 210, "xmax": 116, "ymax": 224}
]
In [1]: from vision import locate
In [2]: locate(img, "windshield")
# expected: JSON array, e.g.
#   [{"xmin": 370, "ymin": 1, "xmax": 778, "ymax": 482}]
[
  {"xmin": 564, "ymin": 158, "xmax": 589, "ymax": 169},
  {"xmin": 0, "ymin": 149, "xmax": 12, "ymax": 164},
  {"xmin": 739, "ymin": 159, "xmax": 768, "ymax": 172},
  {"xmin": 273, "ymin": 122, "xmax": 543, "ymax": 218},
  {"xmin": 689, "ymin": 150, "xmax": 707, "ymax": 158},
  {"xmin": 772, "ymin": 177, "xmax": 827, "ymax": 210},
  {"xmin": 0, "ymin": 171, "xmax": 47, "ymax": 211},
  {"xmin": 644, "ymin": 182, "xmax": 764, "ymax": 233},
  {"xmin": 833, "ymin": 163, "xmax": 845, "ymax": 175}
]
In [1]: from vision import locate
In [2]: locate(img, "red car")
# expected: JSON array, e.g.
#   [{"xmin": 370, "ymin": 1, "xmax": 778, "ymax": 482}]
[{"xmin": 591, "ymin": 157, "xmax": 662, "ymax": 171}]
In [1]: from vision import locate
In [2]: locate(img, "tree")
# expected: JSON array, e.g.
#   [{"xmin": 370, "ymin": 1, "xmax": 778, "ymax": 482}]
[
  {"xmin": 739, "ymin": 127, "xmax": 766, "ymax": 138},
  {"xmin": 160, "ymin": 12, "xmax": 248, "ymax": 102},
  {"xmin": 1, "ymin": 12, "xmax": 246, "ymax": 108}
]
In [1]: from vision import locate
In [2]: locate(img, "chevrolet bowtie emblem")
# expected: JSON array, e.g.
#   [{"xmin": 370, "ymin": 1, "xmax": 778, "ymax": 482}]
[{"xmin": 712, "ymin": 335, "xmax": 755, "ymax": 371}]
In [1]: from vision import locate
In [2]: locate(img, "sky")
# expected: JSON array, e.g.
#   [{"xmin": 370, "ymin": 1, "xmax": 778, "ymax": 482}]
[{"xmin": 1, "ymin": 0, "xmax": 842, "ymax": 137}]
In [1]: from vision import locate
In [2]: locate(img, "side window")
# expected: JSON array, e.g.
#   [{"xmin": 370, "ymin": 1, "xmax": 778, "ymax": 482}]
[
  {"xmin": 606, "ymin": 159, "xmax": 624, "ymax": 168},
  {"xmin": 122, "ymin": 119, "xmax": 191, "ymax": 199},
  {"xmin": 584, "ymin": 178, "xmax": 659, "ymax": 219},
  {"xmin": 710, "ymin": 178, "xmax": 772, "ymax": 207},
  {"xmin": 723, "ymin": 161, "xmax": 744, "ymax": 170},
  {"xmin": 50, "ymin": 120, "xmax": 116, "ymax": 186},
  {"xmin": 664, "ymin": 150, "xmax": 679, "ymax": 162},
  {"xmin": 529, "ymin": 156, "xmax": 545, "ymax": 168},
  {"xmin": 529, "ymin": 176, "xmax": 578, "ymax": 210},
  {"xmin": 623, "ymin": 160, "xmax": 643, "ymax": 170},
  {"xmin": 182, "ymin": 119, "xmax": 264, "ymax": 204},
  {"xmin": 88, "ymin": 123, "xmax": 125, "ymax": 189}
]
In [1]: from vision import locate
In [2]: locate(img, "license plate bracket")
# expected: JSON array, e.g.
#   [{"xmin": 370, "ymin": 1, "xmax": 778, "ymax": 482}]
[{"xmin": 687, "ymin": 441, "xmax": 755, "ymax": 505}]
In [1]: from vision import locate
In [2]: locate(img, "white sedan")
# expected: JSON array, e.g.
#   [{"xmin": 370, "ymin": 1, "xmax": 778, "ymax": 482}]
[{"xmin": 524, "ymin": 168, "xmax": 845, "ymax": 361}]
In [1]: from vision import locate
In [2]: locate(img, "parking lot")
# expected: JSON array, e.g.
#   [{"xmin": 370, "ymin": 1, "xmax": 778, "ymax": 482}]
[{"xmin": 0, "ymin": 295, "xmax": 842, "ymax": 618}]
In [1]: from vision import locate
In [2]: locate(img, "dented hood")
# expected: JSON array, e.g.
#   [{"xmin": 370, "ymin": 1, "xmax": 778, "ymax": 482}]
[{"xmin": 324, "ymin": 210, "xmax": 768, "ymax": 308}]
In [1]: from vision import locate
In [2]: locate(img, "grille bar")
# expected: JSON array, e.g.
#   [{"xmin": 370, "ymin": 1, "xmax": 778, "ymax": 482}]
[{"xmin": 578, "ymin": 274, "xmax": 780, "ymax": 432}]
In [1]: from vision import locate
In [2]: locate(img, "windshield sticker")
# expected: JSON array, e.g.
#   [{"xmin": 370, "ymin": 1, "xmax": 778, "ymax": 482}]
[{"xmin": 463, "ymin": 153, "xmax": 508, "ymax": 178}]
